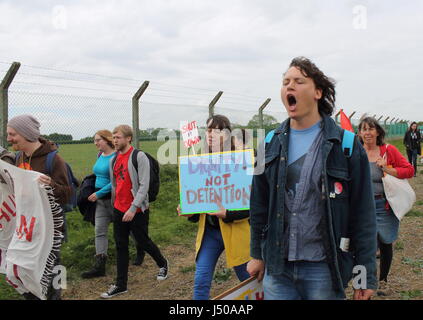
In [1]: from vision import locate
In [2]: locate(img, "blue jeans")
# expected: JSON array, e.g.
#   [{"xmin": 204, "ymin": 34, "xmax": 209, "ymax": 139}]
[
  {"xmin": 194, "ymin": 225, "xmax": 250, "ymax": 300},
  {"xmin": 375, "ymin": 198, "xmax": 399, "ymax": 244},
  {"xmin": 263, "ymin": 261, "xmax": 345, "ymax": 300}
]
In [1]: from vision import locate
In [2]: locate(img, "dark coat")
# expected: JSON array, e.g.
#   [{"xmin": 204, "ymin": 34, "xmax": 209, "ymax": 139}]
[
  {"xmin": 403, "ymin": 129, "xmax": 422, "ymax": 155},
  {"xmin": 250, "ymin": 114, "xmax": 378, "ymax": 297},
  {"xmin": 77, "ymin": 174, "xmax": 97, "ymax": 225}
]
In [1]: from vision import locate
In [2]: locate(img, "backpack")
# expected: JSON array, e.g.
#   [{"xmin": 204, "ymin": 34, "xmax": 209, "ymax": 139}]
[
  {"xmin": 16, "ymin": 150, "xmax": 80, "ymax": 213},
  {"xmin": 112, "ymin": 149, "xmax": 160, "ymax": 203},
  {"xmin": 45, "ymin": 150, "xmax": 80, "ymax": 212}
]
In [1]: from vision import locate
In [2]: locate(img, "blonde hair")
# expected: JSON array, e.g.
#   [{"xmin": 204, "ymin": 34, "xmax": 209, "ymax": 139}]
[
  {"xmin": 95, "ymin": 129, "xmax": 114, "ymax": 148},
  {"xmin": 113, "ymin": 125, "xmax": 133, "ymax": 142}
]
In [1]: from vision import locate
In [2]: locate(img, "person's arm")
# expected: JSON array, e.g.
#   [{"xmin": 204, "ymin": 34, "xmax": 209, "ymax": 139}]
[
  {"xmin": 49, "ymin": 155, "xmax": 72, "ymax": 205},
  {"xmin": 249, "ymin": 167, "xmax": 269, "ymax": 261},
  {"xmin": 348, "ymin": 138, "xmax": 378, "ymax": 295},
  {"xmin": 222, "ymin": 209, "xmax": 249, "ymax": 223},
  {"xmin": 403, "ymin": 132, "xmax": 409, "ymax": 149},
  {"xmin": 95, "ymin": 182, "xmax": 112, "ymax": 199},
  {"xmin": 387, "ymin": 145, "xmax": 414, "ymax": 179}
]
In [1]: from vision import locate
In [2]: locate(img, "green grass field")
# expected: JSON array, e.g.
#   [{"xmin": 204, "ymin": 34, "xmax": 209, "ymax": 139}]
[{"xmin": 0, "ymin": 138, "xmax": 412, "ymax": 299}]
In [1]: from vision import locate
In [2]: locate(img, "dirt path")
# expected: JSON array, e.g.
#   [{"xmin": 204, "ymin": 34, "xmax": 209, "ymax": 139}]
[
  {"xmin": 63, "ymin": 244, "xmax": 240, "ymax": 300},
  {"xmin": 64, "ymin": 171, "xmax": 423, "ymax": 300}
]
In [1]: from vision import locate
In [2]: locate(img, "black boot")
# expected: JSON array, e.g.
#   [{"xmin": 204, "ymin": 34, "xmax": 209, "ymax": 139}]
[
  {"xmin": 81, "ymin": 254, "xmax": 107, "ymax": 279},
  {"xmin": 133, "ymin": 249, "xmax": 145, "ymax": 266}
]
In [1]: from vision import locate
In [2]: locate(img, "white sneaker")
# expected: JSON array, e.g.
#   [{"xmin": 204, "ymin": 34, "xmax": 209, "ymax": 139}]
[
  {"xmin": 100, "ymin": 284, "xmax": 127, "ymax": 299},
  {"xmin": 157, "ymin": 259, "xmax": 169, "ymax": 281}
]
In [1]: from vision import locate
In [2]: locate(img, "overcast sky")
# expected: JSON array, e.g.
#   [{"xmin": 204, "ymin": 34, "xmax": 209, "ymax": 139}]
[{"xmin": 0, "ymin": 0, "xmax": 422, "ymax": 138}]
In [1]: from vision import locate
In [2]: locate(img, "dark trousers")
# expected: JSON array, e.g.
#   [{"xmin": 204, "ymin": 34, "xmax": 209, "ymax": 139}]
[
  {"xmin": 378, "ymin": 237, "xmax": 393, "ymax": 282},
  {"xmin": 113, "ymin": 208, "xmax": 166, "ymax": 289},
  {"xmin": 406, "ymin": 149, "xmax": 418, "ymax": 175}
]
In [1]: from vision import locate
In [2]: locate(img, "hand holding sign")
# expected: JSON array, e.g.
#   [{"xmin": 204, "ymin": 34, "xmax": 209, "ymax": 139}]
[
  {"xmin": 206, "ymin": 196, "xmax": 227, "ymax": 219},
  {"xmin": 176, "ymin": 204, "xmax": 193, "ymax": 218},
  {"xmin": 247, "ymin": 259, "xmax": 265, "ymax": 282}
]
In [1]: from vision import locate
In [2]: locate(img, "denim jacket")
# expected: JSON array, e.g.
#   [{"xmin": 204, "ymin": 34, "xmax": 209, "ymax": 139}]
[{"xmin": 250, "ymin": 114, "xmax": 378, "ymax": 294}]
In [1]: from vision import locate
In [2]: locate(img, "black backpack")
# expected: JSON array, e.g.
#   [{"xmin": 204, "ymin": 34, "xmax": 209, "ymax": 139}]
[{"xmin": 113, "ymin": 149, "xmax": 160, "ymax": 202}]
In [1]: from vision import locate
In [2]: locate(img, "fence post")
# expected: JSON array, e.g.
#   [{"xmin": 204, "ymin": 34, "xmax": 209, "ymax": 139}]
[
  {"xmin": 258, "ymin": 98, "xmax": 271, "ymax": 129},
  {"xmin": 389, "ymin": 118, "xmax": 396, "ymax": 137},
  {"xmin": 132, "ymin": 81, "xmax": 149, "ymax": 149},
  {"xmin": 334, "ymin": 110, "xmax": 341, "ymax": 124},
  {"xmin": 383, "ymin": 116, "xmax": 390, "ymax": 135},
  {"xmin": 0, "ymin": 62, "xmax": 20, "ymax": 148},
  {"xmin": 208, "ymin": 91, "xmax": 223, "ymax": 118}
]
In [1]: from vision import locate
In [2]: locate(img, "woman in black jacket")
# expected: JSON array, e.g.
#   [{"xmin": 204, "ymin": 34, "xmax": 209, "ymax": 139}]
[{"xmin": 403, "ymin": 122, "xmax": 421, "ymax": 177}]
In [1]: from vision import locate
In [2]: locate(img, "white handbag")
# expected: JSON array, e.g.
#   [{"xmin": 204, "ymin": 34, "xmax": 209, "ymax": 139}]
[{"xmin": 381, "ymin": 145, "xmax": 416, "ymax": 221}]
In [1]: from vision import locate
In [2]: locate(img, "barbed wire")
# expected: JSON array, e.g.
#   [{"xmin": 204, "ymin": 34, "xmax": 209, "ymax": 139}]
[{"xmin": 1, "ymin": 61, "xmax": 272, "ymax": 101}]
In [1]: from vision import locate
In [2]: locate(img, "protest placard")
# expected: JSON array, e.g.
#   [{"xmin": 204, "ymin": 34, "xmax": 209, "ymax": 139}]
[
  {"xmin": 178, "ymin": 149, "xmax": 254, "ymax": 214},
  {"xmin": 180, "ymin": 120, "xmax": 201, "ymax": 149},
  {"xmin": 213, "ymin": 276, "xmax": 264, "ymax": 300}
]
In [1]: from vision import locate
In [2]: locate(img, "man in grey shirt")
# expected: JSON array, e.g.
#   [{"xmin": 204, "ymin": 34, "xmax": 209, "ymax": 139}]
[{"xmin": 100, "ymin": 125, "xmax": 168, "ymax": 299}]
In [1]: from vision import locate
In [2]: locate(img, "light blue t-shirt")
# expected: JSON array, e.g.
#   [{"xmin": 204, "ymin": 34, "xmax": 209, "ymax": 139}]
[
  {"xmin": 93, "ymin": 152, "xmax": 115, "ymax": 198},
  {"xmin": 288, "ymin": 121, "xmax": 322, "ymax": 166}
]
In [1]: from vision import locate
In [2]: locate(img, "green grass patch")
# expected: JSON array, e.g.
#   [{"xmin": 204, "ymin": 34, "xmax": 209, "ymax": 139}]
[
  {"xmin": 401, "ymin": 257, "xmax": 423, "ymax": 269},
  {"xmin": 213, "ymin": 268, "xmax": 233, "ymax": 284},
  {"xmin": 394, "ymin": 241, "xmax": 404, "ymax": 251},
  {"xmin": 59, "ymin": 140, "xmax": 169, "ymax": 181},
  {"xmin": 400, "ymin": 290, "xmax": 422, "ymax": 300},
  {"xmin": 179, "ymin": 265, "xmax": 196, "ymax": 274},
  {"xmin": 405, "ymin": 210, "xmax": 423, "ymax": 217},
  {"xmin": 0, "ymin": 275, "xmax": 23, "ymax": 300}
]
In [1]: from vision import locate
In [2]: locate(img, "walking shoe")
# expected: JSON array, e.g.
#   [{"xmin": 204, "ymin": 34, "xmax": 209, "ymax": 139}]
[
  {"xmin": 376, "ymin": 281, "xmax": 393, "ymax": 297},
  {"xmin": 100, "ymin": 284, "xmax": 127, "ymax": 299},
  {"xmin": 157, "ymin": 259, "xmax": 169, "ymax": 281},
  {"xmin": 82, "ymin": 254, "xmax": 107, "ymax": 279}
]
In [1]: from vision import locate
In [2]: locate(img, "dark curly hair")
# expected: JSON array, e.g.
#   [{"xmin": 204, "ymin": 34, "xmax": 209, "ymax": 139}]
[{"xmin": 289, "ymin": 56, "xmax": 336, "ymax": 116}]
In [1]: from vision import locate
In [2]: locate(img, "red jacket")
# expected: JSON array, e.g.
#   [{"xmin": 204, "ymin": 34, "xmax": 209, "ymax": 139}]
[{"xmin": 379, "ymin": 144, "xmax": 414, "ymax": 179}]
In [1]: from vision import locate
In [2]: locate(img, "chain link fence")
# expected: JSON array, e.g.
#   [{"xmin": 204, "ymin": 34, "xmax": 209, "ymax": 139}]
[{"xmin": 0, "ymin": 61, "xmax": 418, "ymax": 146}]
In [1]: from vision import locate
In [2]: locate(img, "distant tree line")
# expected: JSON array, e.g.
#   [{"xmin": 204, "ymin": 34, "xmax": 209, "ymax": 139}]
[{"xmin": 42, "ymin": 114, "xmax": 281, "ymax": 144}]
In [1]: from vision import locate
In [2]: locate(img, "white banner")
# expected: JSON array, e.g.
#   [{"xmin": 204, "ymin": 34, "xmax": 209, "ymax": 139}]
[
  {"xmin": 213, "ymin": 277, "xmax": 264, "ymax": 300},
  {"xmin": 0, "ymin": 160, "xmax": 63, "ymax": 300}
]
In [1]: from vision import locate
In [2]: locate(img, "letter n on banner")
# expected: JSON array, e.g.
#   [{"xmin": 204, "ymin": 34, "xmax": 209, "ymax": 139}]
[{"xmin": 16, "ymin": 215, "xmax": 36, "ymax": 242}]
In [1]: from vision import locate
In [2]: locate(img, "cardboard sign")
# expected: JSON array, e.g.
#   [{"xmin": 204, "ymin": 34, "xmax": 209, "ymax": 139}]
[
  {"xmin": 213, "ymin": 277, "xmax": 264, "ymax": 300},
  {"xmin": 180, "ymin": 120, "xmax": 201, "ymax": 148},
  {"xmin": 178, "ymin": 149, "xmax": 254, "ymax": 214}
]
